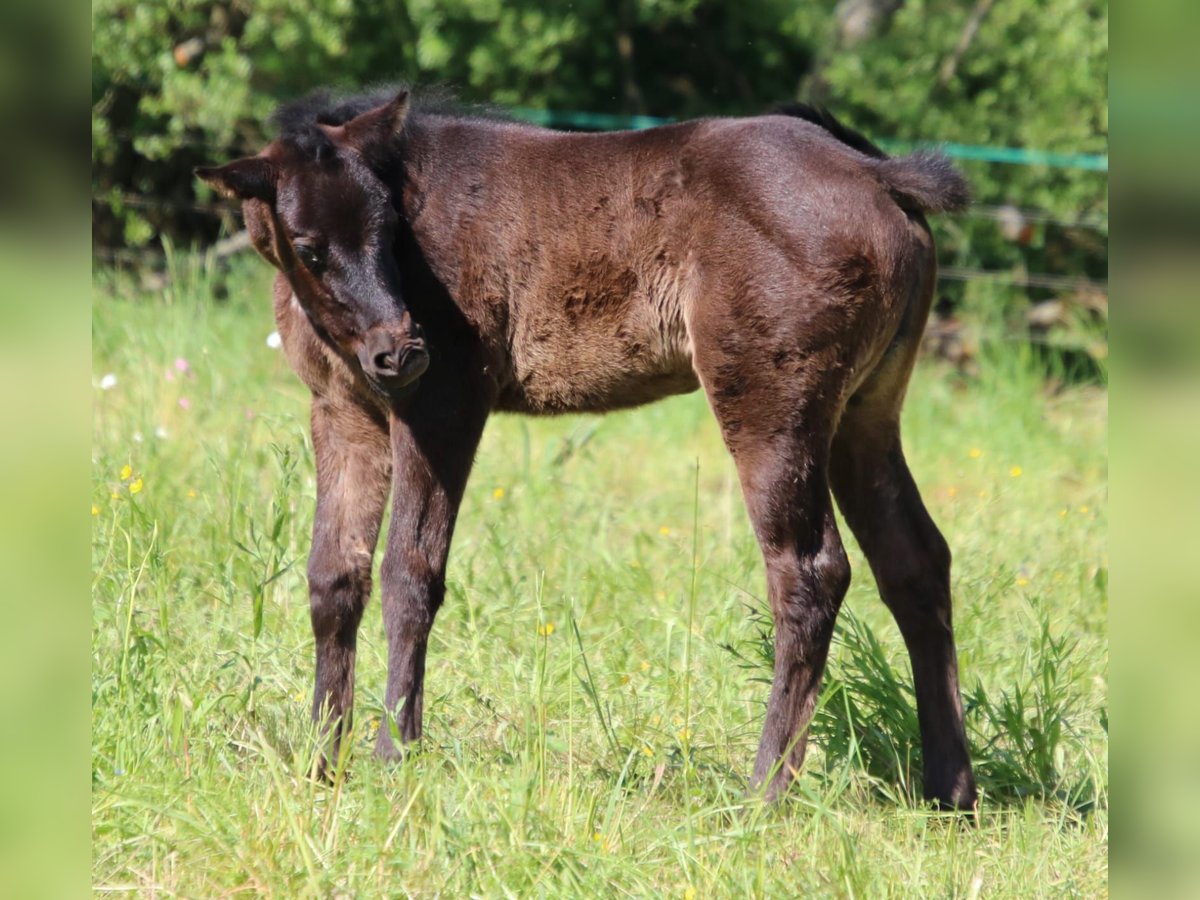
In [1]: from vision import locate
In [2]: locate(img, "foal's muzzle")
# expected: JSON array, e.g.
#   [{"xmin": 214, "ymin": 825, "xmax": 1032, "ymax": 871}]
[{"xmin": 358, "ymin": 320, "xmax": 429, "ymax": 393}]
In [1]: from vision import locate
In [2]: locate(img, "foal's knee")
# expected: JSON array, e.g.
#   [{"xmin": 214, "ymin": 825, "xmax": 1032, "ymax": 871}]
[
  {"xmin": 308, "ymin": 551, "xmax": 371, "ymax": 640},
  {"xmin": 379, "ymin": 548, "xmax": 445, "ymax": 633}
]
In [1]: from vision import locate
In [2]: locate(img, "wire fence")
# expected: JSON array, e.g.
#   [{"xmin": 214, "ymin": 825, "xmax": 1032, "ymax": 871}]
[
  {"xmin": 97, "ymin": 116, "xmax": 1113, "ymax": 172},
  {"xmin": 93, "ymin": 109, "xmax": 1109, "ymax": 294},
  {"xmin": 511, "ymin": 108, "xmax": 1109, "ymax": 171}
]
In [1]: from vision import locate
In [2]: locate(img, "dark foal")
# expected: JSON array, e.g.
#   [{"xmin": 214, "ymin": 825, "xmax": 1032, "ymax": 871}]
[{"xmin": 198, "ymin": 87, "xmax": 976, "ymax": 808}]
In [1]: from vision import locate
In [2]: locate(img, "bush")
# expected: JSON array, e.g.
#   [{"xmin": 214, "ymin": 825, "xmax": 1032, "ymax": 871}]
[{"xmin": 92, "ymin": 0, "xmax": 1106, "ymax": 296}]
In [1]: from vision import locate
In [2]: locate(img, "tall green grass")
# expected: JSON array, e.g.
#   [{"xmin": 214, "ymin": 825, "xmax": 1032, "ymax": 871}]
[{"xmin": 92, "ymin": 260, "xmax": 1107, "ymax": 896}]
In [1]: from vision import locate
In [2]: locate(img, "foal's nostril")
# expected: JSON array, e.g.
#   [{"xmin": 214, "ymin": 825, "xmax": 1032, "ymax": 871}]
[
  {"xmin": 373, "ymin": 350, "xmax": 399, "ymax": 374},
  {"xmin": 359, "ymin": 325, "xmax": 426, "ymax": 389}
]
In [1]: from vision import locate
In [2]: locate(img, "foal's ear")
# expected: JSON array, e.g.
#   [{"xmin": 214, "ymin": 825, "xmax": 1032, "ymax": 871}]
[
  {"xmin": 341, "ymin": 90, "xmax": 411, "ymax": 152},
  {"xmin": 195, "ymin": 157, "xmax": 277, "ymax": 203}
]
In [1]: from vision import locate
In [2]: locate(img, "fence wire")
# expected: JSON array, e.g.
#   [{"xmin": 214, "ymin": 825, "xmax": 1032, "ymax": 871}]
[{"xmin": 94, "ymin": 112, "xmax": 1108, "ymax": 293}]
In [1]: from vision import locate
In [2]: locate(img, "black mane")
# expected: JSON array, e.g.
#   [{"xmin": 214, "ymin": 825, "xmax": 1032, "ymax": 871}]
[{"xmin": 271, "ymin": 84, "xmax": 504, "ymax": 162}]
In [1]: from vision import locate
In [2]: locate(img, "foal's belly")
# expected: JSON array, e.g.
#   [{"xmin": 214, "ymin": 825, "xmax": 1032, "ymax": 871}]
[
  {"xmin": 497, "ymin": 287, "xmax": 699, "ymax": 414},
  {"xmin": 495, "ymin": 347, "xmax": 700, "ymax": 415}
]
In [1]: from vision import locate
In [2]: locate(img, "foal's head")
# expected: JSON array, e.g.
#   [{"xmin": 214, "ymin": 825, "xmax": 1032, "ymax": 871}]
[{"xmin": 197, "ymin": 91, "xmax": 428, "ymax": 397}]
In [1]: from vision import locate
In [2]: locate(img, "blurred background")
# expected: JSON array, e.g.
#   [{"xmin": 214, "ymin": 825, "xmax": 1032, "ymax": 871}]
[{"xmin": 91, "ymin": 0, "xmax": 1108, "ymax": 365}]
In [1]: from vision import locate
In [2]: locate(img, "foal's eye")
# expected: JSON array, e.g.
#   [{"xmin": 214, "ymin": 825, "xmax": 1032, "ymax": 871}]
[{"xmin": 293, "ymin": 243, "xmax": 326, "ymax": 274}]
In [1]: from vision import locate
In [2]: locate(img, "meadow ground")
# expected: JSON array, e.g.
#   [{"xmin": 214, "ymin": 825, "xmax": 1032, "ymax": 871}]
[{"xmin": 92, "ymin": 258, "xmax": 1107, "ymax": 896}]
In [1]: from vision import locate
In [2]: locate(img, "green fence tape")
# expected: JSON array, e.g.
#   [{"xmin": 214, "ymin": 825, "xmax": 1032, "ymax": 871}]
[
  {"xmin": 879, "ymin": 140, "xmax": 1108, "ymax": 171},
  {"xmin": 509, "ymin": 107, "xmax": 1108, "ymax": 172},
  {"xmin": 513, "ymin": 107, "xmax": 673, "ymax": 132}
]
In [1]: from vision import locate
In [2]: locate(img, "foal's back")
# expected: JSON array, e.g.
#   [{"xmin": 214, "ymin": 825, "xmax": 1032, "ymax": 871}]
[{"xmin": 428, "ymin": 115, "xmax": 930, "ymax": 415}]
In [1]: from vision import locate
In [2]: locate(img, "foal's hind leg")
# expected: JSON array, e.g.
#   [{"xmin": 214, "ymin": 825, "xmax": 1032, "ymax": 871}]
[
  {"xmin": 747, "ymin": 469, "xmax": 851, "ymax": 800},
  {"xmin": 693, "ymin": 334, "xmax": 854, "ymax": 800},
  {"xmin": 830, "ymin": 371, "xmax": 977, "ymax": 809},
  {"xmin": 307, "ymin": 395, "xmax": 391, "ymax": 776}
]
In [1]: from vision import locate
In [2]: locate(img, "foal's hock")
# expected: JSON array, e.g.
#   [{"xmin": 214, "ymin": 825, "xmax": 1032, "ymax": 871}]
[{"xmin": 198, "ymin": 87, "xmax": 976, "ymax": 808}]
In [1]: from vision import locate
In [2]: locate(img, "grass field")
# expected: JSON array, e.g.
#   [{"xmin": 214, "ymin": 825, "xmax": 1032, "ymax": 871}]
[{"xmin": 92, "ymin": 258, "xmax": 1107, "ymax": 896}]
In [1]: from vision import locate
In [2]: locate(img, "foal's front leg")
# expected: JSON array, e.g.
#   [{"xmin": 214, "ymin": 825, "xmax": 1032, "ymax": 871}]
[
  {"xmin": 307, "ymin": 395, "xmax": 391, "ymax": 774},
  {"xmin": 374, "ymin": 391, "xmax": 488, "ymax": 759}
]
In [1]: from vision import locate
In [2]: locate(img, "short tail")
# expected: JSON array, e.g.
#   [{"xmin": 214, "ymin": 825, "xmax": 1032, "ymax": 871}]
[
  {"xmin": 871, "ymin": 150, "xmax": 970, "ymax": 213},
  {"xmin": 771, "ymin": 102, "xmax": 971, "ymax": 214}
]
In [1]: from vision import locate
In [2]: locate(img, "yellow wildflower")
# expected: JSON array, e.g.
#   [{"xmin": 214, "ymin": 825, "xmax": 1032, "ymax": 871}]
[
  {"xmin": 129, "ymin": 478, "xmax": 144, "ymax": 494},
  {"xmin": 1059, "ymin": 508, "xmax": 1068, "ymax": 518},
  {"xmin": 186, "ymin": 489, "xmax": 198, "ymax": 499},
  {"xmin": 641, "ymin": 745, "xmax": 654, "ymax": 757},
  {"xmin": 110, "ymin": 490, "xmax": 120, "ymax": 500},
  {"xmin": 947, "ymin": 486, "xmax": 958, "ymax": 498},
  {"xmin": 1010, "ymin": 466, "xmax": 1023, "ymax": 478},
  {"xmin": 91, "ymin": 504, "xmax": 100, "ymax": 516},
  {"xmin": 677, "ymin": 728, "xmax": 691, "ymax": 741},
  {"xmin": 120, "ymin": 464, "xmax": 133, "ymax": 480},
  {"xmin": 968, "ymin": 448, "xmax": 983, "ymax": 459},
  {"xmin": 538, "ymin": 622, "xmax": 556, "ymax": 637},
  {"xmin": 1079, "ymin": 505, "xmax": 1090, "ymax": 514},
  {"xmin": 658, "ymin": 526, "xmax": 671, "ymax": 535},
  {"xmin": 1016, "ymin": 576, "xmax": 1030, "ymax": 587},
  {"xmin": 639, "ymin": 660, "xmax": 651, "ymax": 672},
  {"xmin": 492, "ymin": 487, "xmax": 505, "ymax": 500},
  {"xmin": 685, "ymin": 888, "xmax": 697, "ymax": 900}
]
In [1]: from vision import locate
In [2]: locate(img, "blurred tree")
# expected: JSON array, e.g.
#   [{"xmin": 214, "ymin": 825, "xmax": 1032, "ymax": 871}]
[
  {"xmin": 92, "ymin": 0, "xmax": 405, "ymax": 247},
  {"xmin": 92, "ymin": 0, "xmax": 1106, "ymax": 298},
  {"xmin": 815, "ymin": 0, "xmax": 1107, "ymax": 290}
]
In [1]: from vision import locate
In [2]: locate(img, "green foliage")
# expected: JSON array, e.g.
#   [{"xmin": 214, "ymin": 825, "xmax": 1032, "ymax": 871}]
[
  {"xmin": 92, "ymin": 0, "xmax": 1107, "ymax": 294},
  {"xmin": 819, "ymin": 0, "xmax": 1108, "ymax": 289},
  {"xmin": 92, "ymin": 0, "xmax": 376, "ymax": 246},
  {"xmin": 91, "ymin": 0, "xmax": 821, "ymax": 248}
]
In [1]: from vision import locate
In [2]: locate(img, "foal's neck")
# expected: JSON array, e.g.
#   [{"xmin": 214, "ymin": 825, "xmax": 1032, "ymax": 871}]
[
  {"xmin": 393, "ymin": 114, "xmax": 518, "ymax": 227},
  {"xmin": 387, "ymin": 114, "xmax": 527, "ymax": 349}
]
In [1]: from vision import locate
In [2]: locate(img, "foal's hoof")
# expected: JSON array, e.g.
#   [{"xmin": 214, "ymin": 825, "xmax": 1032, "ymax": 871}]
[
  {"xmin": 373, "ymin": 732, "xmax": 414, "ymax": 763},
  {"xmin": 373, "ymin": 742, "xmax": 403, "ymax": 764},
  {"xmin": 308, "ymin": 756, "xmax": 341, "ymax": 786},
  {"xmin": 925, "ymin": 776, "xmax": 978, "ymax": 815}
]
